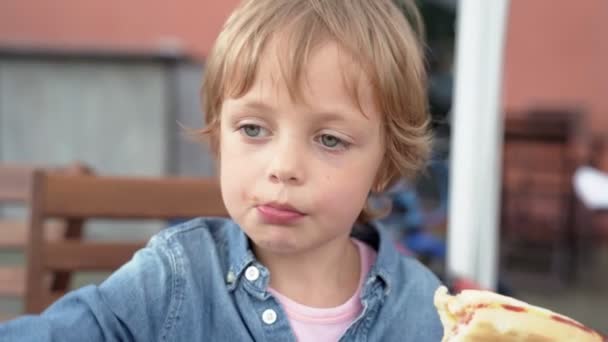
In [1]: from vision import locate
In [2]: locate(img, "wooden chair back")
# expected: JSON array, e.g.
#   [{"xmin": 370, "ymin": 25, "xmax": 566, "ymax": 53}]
[
  {"xmin": 0, "ymin": 163, "xmax": 91, "ymax": 319},
  {"xmin": 25, "ymin": 172, "xmax": 227, "ymax": 313}
]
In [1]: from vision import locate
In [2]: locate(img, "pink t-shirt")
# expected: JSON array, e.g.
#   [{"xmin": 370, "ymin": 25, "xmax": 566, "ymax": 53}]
[{"xmin": 268, "ymin": 239, "xmax": 377, "ymax": 342}]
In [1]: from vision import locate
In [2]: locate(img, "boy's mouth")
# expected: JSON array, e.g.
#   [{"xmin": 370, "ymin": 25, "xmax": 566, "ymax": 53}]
[{"xmin": 256, "ymin": 202, "xmax": 306, "ymax": 224}]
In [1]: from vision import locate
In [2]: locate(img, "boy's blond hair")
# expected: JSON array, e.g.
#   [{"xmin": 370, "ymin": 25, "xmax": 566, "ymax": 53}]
[{"xmin": 200, "ymin": 0, "xmax": 432, "ymax": 222}]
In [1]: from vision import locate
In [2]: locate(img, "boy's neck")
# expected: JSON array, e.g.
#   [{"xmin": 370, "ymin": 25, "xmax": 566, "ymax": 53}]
[{"xmin": 253, "ymin": 235, "xmax": 361, "ymax": 308}]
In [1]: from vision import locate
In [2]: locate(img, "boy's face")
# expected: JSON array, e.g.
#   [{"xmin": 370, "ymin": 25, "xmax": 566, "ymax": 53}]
[{"xmin": 219, "ymin": 41, "xmax": 384, "ymax": 256}]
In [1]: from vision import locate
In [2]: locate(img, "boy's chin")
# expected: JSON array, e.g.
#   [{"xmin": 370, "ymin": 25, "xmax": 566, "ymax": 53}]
[{"xmin": 249, "ymin": 235, "xmax": 303, "ymax": 255}]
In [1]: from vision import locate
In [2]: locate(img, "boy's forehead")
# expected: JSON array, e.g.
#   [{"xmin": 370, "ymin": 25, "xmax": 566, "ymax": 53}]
[{"xmin": 228, "ymin": 37, "xmax": 378, "ymax": 119}]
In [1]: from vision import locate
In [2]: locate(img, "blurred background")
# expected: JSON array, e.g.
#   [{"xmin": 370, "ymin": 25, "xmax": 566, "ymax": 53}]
[{"xmin": 0, "ymin": 0, "xmax": 606, "ymax": 334}]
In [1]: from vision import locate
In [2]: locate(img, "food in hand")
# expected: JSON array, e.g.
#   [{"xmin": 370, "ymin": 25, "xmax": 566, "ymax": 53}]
[{"xmin": 434, "ymin": 286, "xmax": 605, "ymax": 341}]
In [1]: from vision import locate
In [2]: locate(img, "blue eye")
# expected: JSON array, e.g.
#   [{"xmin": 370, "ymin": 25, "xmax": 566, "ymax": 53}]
[
  {"xmin": 241, "ymin": 124, "xmax": 262, "ymax": 137},
  {"xmin": 320, "ymin": 134, "xmax": 344, "ymax": 149}
]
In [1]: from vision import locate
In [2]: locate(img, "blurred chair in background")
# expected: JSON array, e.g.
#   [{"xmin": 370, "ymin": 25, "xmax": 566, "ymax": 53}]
[
  {"xmin": 0, "ymin": 163, "xmax": 92, "ymax": 321},
  {"xmin": 500, "ymin": 109, "xmax": 589, "ymax": 285},
  {"xmin": 24, "ymin": 172, "xmax": 227, "ymax": 313}
]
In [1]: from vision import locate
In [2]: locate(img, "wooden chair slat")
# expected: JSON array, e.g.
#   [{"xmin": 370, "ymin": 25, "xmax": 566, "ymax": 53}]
[
  {"xmin": 0, "ymin": 220, "xmax": 65, "ymax": 249},
  {"xmin": 0, "ymin": 266, "xmax": 25, "ymax": 296},
  {"xmin": 41, "ymin": 174, "xmax": 226, "ymax": 219},
  {"xmin": 0, "ymin": 220, "xmax": 28, "ymax": 249},
  {"xmin": 0, "ymin": 166, "xmax": 35, "ymax": 203}
]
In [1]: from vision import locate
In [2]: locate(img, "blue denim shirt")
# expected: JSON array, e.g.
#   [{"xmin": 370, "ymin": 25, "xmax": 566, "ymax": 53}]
[{"xmin": 0, "ymin": 217, "xmax": 443, "ymax": 341}]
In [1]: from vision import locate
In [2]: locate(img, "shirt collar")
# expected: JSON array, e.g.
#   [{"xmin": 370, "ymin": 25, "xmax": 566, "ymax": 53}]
[
  {"xmin": 224, "ymin": 220, "xmax": 397, "ymax": 295},
  {"xmin": 224, "ymin": 221, "xmax": 256, "ymax": 292},
  {"xmin": 352, "ymin": 220, "xmax": 396, "ymax": 296}
]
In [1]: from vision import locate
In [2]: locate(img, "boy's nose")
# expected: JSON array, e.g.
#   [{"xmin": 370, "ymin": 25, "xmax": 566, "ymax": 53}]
[
  {"xmin": 269, "ymin": 171, "xmax": 300, "ymax": 185},
  {"xmin": 267, "ymin": 140, "xmax": 304, "ymax": 185}
]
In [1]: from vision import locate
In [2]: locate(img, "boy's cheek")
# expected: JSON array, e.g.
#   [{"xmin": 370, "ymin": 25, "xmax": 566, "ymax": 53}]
[
  {"xmin": 315, "ymin": 181, "xmax": 369, "ymax": 215},
  {"xmin": 219, "ymin": 175, "xmax": 249, "ymax": 220}
]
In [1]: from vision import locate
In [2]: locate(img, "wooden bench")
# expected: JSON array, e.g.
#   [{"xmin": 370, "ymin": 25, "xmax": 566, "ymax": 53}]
[
  {"xmin": 25, "ymin": 172, "xmax": 228, "ymax": 313},
  {"xmin": 0, "ymin": 163, "xmax": 91, "ymax": 320}
]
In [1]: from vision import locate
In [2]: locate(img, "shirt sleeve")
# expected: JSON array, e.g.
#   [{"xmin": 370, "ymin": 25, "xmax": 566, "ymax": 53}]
[{"xmin": 0, "ymin": 234, "xmax": 180, "ymax": 342}]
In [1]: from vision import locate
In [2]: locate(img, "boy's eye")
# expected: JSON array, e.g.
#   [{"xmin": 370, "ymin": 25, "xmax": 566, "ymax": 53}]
[
  {"xmin": 320, "ymin": 134, "xmax": 343, "ymax": 148},
  {"xmin": 240, "ymin": 124, "xmax": 265, "ymax": 137}
]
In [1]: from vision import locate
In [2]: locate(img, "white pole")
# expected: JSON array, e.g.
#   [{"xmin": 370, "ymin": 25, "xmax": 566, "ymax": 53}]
[{"xmin": 447, "ymin": 0, "xmax": 510, "ymax": 290}]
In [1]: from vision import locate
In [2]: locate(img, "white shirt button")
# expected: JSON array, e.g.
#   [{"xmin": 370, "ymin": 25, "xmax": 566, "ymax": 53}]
[
  {"xmin": 245, "ymin": 266, "xmax": 260, "ymax": 281},
  {"xmin": 262, "ymin": 309, "xmax": 277, "ymax": 325},
  {"xmin": 226, "ymin": 271, "xmax": 236, "ymax": 284}
]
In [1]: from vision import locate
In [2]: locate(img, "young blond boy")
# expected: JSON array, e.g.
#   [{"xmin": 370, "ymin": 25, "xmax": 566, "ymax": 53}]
[{"xmin": 0, "ymin": 1, "xmax": 443, "ymax": 341}]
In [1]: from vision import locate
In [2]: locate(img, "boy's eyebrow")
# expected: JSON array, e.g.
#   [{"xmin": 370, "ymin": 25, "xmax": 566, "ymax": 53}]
[{"xmin": 234, "ymin": 99, "xmax": 368, "ymax": 123}]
